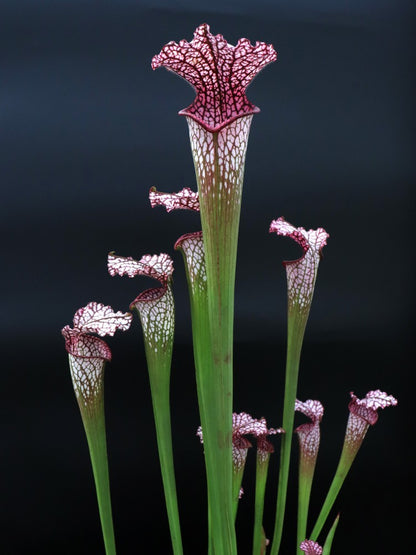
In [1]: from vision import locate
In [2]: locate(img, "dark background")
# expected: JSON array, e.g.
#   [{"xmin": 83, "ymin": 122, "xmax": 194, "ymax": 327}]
[{"xmin": 1, "ymin": 1, "xmax": 414, "ymax": 554}]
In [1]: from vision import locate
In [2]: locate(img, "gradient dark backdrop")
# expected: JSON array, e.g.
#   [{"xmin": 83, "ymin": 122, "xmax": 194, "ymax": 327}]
[{"xmin": 1, "ymin": 1, "xmax": 414, "ymax": 554}]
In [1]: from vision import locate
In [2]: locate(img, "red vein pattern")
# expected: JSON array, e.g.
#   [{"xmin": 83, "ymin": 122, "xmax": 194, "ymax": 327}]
[
  {"xmin": 269, "ymin": 217, "xmax": 329, "ymax": 312},
  {"xmin": 132, "ymin": 285, "xmax": 175, "ymax": 353},
  {"xmin": 345, "ymin": 390, "xmax": 398, "ymax": 448},
  {"xmin": 108, "ymin": 252, "xmax": 175, "ymax": 352},
  {"xmin": 175, "ymin": 231, "xmax": 206, "ymax": 295},
  {"xmin": 72, "ymin": 301, "xmax": 132, "ymax": 336},
  {"xmin": 108, "ymin": 252, "xmax": 173, "ymax": 286},
  {"xmin": 149, "ymin": 186, "xmax": 200, "ymax": 212},
  {"xmin": 62, "ymin": 326, "xmax": 112, "ymax": 361},
  {"xmin": 295, "ymin": 399, "xmax": 324, "ymax": 463},
  {"xmin": 187, "ymin": 114, "xmax": 252, "ymax": 207},
  {"xmin": 197, "ymin": 412, "xmax": 283, "ymax": 470},
  {"xmin": 152, "ymin": 23, "xmax": 277, "ymax": 132},
  {"xmin": 62, "ymin": 302, "xmax": 132, "ymax": 404}
]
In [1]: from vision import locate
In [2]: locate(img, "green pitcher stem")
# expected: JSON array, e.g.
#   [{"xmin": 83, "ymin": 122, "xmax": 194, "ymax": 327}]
[
  {"xmin": 270, "ymin": 309, "xmax": 308, "ymax": 555},
  {"xmin": 296, "ymin": 460, "xmax": 315, "ymax": 554},
  {"xmin": 232, "ymin": 467, "xmax": 245, "ymax": 523},
  {"xmin": 148, "ymin": 372, "xmax": 184, "ymax": 555},
  {"xmin": 199, "ymin": 204, "xmax": 237, "ymax": 555},
  {"xmin": 193, "ymin": 339, "xmax": 216, "ymax": 555},
  {"xmin": 79, "ymin": 398, "xmax": 117, "ymax": 555},
  {"xmin": 139, "ymin": 294, "xmax": 183, "ymax": 555},
  {"xmin": 253, "ymin": 454, "xmax": 271, "ymax": 555},
  {"xmin": 188, "ymin": 116, "xmax": 252, "ymax": 555},
  {"xmin": 177, "ymin": 232, "xmax": 236, "ymax": 555},
  {"xmin": 177, "ymin": 235, "xmax": 223, "ymax": 555},
  {"xmin": 310, "ymin": 445, "xmax": 356, "ymax": 542},
  {"xmin": 135, "ymin": 281, "xmax": 183, "ymax": 555},
  {"xmin": 194, "ymin": 310, "xmax": 227, "ymax": 555}
]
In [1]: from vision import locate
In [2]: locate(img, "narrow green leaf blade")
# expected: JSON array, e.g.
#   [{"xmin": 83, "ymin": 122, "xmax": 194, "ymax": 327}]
[{"xmin": 322, "ymin": 514, "xmax": 340, "ymax": 555}]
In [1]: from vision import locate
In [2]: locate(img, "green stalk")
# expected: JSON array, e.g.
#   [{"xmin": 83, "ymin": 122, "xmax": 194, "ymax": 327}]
[
  {"xmin": 187, "ymin": 116, "xmax": 253, "ymax": 554},
  {"xmin": 135, "ymin": 286, "xmax": 183, "ymax": 555},
  {"xmin": 191, "ymin": 310, "xmax": 217, "ymax": 554},
  {"xmin": 82, "ymin": 410, "xmax": 116, "ymax": 555},
  {"xmin": 322, "ymin": 514, "xmax": 340, "ymax": 555},
  {"xmin": 147, "ymin": 358, "xmax": 183, "ymax": 555},
  {"xmin": 296, "ymin": 456, "xmax": 315, "ymax": 554},
  {"xmin": 201, "ymin": 131, "xmax": 238, "ymax": 555},
  {"xmin": 179, "ymin": 228, "xmax": 238, "ymax": 552},
  {"xmin": 176, "ymin": 233, "xmax": 214, "ymax": 552},
  {"xmin": 232, "ymin": 466, "xmax": 245, "ymax": 523},
  {"xmin": 270, "ymin": 309, "xmax": 308, "ymax": 555},
  {"xmin": 192, "ymin": 311, "xmax": 217, "ymax": 555},
  {"xmin": 269, "ymin": 219, "xmax": 328, "ymax": 555},
  {"xmin": 309, "ymin": 443, "xmax": 356, "ymax": 542},
  {"xmin": 253, "ymin": 452, "xmax": 271, "ymax": 555},
  {"xmin": 177, "ymin": 232, "xmax": 233, "ymax": 553},
  {"xmin": 311, "ymin": 390, "xmax": 397, "ymax": 543},
  {"xmin": 70, "ymin": 361, "xmax": 116, "ymax": 555}
]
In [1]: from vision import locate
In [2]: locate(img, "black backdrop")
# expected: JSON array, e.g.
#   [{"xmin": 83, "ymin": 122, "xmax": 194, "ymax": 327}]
[{"xmin": 1, "ymin": 1, "xmax": 414, "ymax": 554}]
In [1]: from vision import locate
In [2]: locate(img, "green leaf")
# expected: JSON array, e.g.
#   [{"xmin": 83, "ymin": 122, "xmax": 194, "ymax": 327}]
[{"xmin": 322, "ymin": 514, "xmax": 340, "ymax": 555}]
